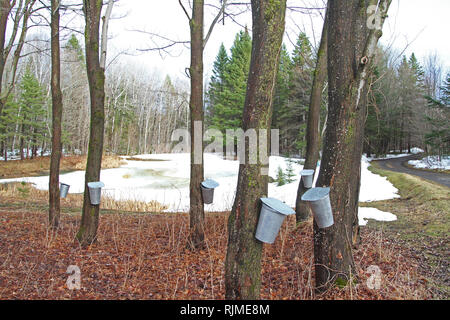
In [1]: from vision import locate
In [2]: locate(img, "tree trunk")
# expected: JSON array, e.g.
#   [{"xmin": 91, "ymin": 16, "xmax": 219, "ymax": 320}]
[
  {"xmin": 187, "ymin": 0, "xmax": 205, "ymax": 249},
  {"xmin": 19, "ymin": 122, "xmax": 25, "ymax": 160},
  {"xmin": 295, "ymin": 7, "xmax": 328, "ymax": 222},
  {"xmin": 49, "ymin": 0, "xmax": 63, "ymax": 228},
  {"xmin": 76, "ymin": 0, "xmax": 105, "ymax": 247},
  {"xmin": 225, "ymin": 0, "xmax": 286, "ymax": 300},
  {"xmin": 1, "ymin": 1, "xmax": 36, "ymax": 151},
  {"xmin": 0, "ymin": 0, "xmax": 10, "ymax": 117},
  {"xmin": 314, "ymin": 0, "xmax": 391, "ymax": 291}
]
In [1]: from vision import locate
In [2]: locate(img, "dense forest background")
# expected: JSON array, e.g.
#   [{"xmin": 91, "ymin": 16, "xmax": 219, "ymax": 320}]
[{"xmin": 0, "ymin": 28, "xmax": 449, "ymax": 160}]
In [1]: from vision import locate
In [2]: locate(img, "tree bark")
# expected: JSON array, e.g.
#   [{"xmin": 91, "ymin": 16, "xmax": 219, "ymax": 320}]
[
  {"xmin": 187, "ymin": 0, "xmax": 205, "ymax": 250},
  {"xmin": 182, "ymin": 0, "xmax": 227, "ymax": 249},
  {"xmin": 0, "ymin": 0, "xmax": 11, "ymax": 116},
  {"xmin": 76, "ymin": 0, "xmax": 105, "ymax": 247},
  {"xmin": 49, "ymin": 0, "xmax": 63, "ymax": 228},
  {"xmin": 100, "ymin": 0, "xmax": 113, "ymax": 70},
  {"xmin": 314, "ymin": 0, "xmax": 391, "ymax": 291},
  {"xmin": 0, "ymin": 1, "xmax": 35, "ymax": 145},
  {"xmin": 225, "ymin": 0, "xmax": 286, "ymax": 300},
  {"xmin": 295, "ymin": 7, "xmax": 328, "ymax": 222}
]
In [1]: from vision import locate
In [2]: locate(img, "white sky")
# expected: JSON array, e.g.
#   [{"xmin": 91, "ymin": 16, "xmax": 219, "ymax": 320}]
[{"xmin": 102, "ymin": 0, "xmax": 450, "ymax": 82}]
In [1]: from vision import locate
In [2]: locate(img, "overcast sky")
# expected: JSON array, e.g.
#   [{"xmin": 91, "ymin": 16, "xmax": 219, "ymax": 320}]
[{"xmin": 105, "ymin": 0, "xmax": 450, "ymax": 82}]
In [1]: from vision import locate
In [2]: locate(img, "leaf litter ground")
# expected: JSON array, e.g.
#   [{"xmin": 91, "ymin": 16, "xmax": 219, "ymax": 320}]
[{"xmin": 0, "ymin": 209, "xmax": 433, "ymax": 300}]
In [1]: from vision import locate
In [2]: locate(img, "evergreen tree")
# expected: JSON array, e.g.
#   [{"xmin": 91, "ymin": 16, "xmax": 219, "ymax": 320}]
[
  {"xmin": 408, "ymin": 53, "xmax": 425, "ymax": 86},
  {"xmin": 274, "ymin": 32, "xmax": 314, "ymax": 155},
  {"xmin": 17, "ymin": 67, "xmax": 47, "ymax": 158},
  {"xmin": 441, "ymin": 72, "xmax": 450, "ymax": 105},
  {"xmin": 275, "ymin": 165, "xmax": 286, "ymax": 186},
  {"xmin": 209, "ymin": 29, "xmax": 252, "ymax": 135},
  {"xmin": 292, "ymin": 32, "xmax": 313, "ymax": 68},
  {"xmin": 364, "ymin": 47, "xmax": 398, "ymax": 157},
  {"xmin": 206, "ymin": 43, "xmax": 229, "ymax": 122},
  {"xmin": 285, "ymin": 158, "xmax": 296, "ymax": 183},
  {"xmin": 272, "ymin": 44, "xmax": 293, "ymax": 140},
  {"xmin": 291, "ymin": 33, "xmax": 314, "ymax": 155},
  {"xmin": 67, "ymin": 34, "xmax": 85, "ymax": 64},
  {"xmin": 0, "ymin": 96, "xmax": 20, "ymax": 159},
  {"xmin": 364, "ymin": 63, "xmax": 386, "ymax": 157},
  {"xmin": 424, "ymin": 72, "xmax": 450, "ymax": 159},
  {"xmin": 395, "ymin": 55, "xmax": 425, "ymax": 152}
]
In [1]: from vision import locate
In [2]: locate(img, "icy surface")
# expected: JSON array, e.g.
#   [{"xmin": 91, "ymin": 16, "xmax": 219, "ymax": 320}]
[{"xmin": 0, "ymin": 153, "xmax": 400, "ymax": 221}]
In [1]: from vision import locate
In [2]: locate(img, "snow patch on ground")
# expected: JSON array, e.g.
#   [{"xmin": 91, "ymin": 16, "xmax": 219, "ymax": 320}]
[
  {"xmin": 408, "ymin": 156, "xmax": 450, "ymax": 170},
  {"xmin": 366, "ymin": 153, "xmax": 410, "ymax": 161},
  {"xmin": 410, "ymin": 147, "xmax": 425, "ymax": 154},
  {"xmin": 358, "ymin": 207, "xmax": 397, "ymax": 226},
  {"xmin": 0, "ymin": 149, "xmax": 51, "ymax": 161},
  {"xmin": 365, "ymin": 147, "xmax": 424, "ymax": 161},
  {"xmin": 0, "ymin": 153, "xmax": 400, "ymax": 225},
  {"xmin": 360, "ymin": 156, "xmax": 400, "ymax": 202}
]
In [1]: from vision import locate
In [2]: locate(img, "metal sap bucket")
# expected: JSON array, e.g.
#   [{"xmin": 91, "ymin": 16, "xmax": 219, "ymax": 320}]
[
  {"xmin": 60, "ymin": 183, "xmax": 70, "ymax": 198},
  {"xmin": 87, "ymin": 181, "xmax": 105, "ymax": 205},
  {"xmin": 301, "ymin": 187, "xmax": 334, "ymax": 228},
  {"xmin": 201, "ymin": 179, "xmax": 219, "ymax": 204},
  {"xmin": 300, "ymin": 169, "xmax": 315, "ymax": 188},
  {"xmin": 255, "ymin": 197, "xmax": 295, "ymax": 244}
]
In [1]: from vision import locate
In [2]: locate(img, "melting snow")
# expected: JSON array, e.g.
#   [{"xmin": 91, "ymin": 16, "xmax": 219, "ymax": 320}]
[
  {"xmin": 408, "ymin": 156, "xmax": 450, "ymax": 171},
  {"xmin": 0, "ymin": 153, "xmax": 399, "ymax": 223},
  {"xmin": 358, "ymin": 207, "xmax": 397, "ymax": 226}
]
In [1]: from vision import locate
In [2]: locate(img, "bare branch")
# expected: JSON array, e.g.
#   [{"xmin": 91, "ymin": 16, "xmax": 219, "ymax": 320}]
[
  {"xmin": 203, "ymin": 0, "xmax": 228, "ymax": 48},
  {"xmin": 131, "ymin": 29, "xmax": 190, "ymax": 56},
  {"xmin": 178, "ymin": 0, "xmax": 191, "ymax": 21}
]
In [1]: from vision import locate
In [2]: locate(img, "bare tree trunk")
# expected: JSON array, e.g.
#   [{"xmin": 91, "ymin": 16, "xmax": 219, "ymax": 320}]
[
  {"xmin": 100, "ymin": 0, "xmax": 113, "ymax": 70},
  {"xmin": 48, "ymin": 0, "xmax": 63, "ymax": 228},
  {"xmin": 187, "ymin": 0, "xmax": 206, "ymax": 249},
  {"xmin": 0, "ymin": 0, "xmax": 11, "ymax": 116},
  {"xmin": 295, "ymin": 8, "xmax": 328, "ymax": 222},
  {"xmin": 314, "ymin": 0, "xmax": 391, "ymax": 291},
  {"xmin": 1, "ymin": 1, "xmax": 35, "ymax": 149},
  {"xmin": 225, "ymin": 0, "xmax": 286, "ymax": 300},
  {"xmin": 76, "ymin": 0, "xmax": 106, "ymax": 246},
  {"xmin": 19, "ymin": 122, "xmax": 25, "ymax": 160}
]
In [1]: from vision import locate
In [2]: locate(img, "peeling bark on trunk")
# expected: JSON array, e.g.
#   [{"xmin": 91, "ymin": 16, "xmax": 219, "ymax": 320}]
[
  {"xmin": 225, "ymin": 0, "xmax": 286, "ymax": 300},
  {"xmin": 48, "ymin": 0, "xmax": 63, "ymax": 228},
  {"xmin": 295, "ymin": 8, "xmax": 328, "ymax": 222},
  {"xmin": 76, "ymin": 0, "xmax": 105, "ymax": 247},
  {"xmin": 314, "ymin": 0, "xmax": 391, "ymax": 291}
]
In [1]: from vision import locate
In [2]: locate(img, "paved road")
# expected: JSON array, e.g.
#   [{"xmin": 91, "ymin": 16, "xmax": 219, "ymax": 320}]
[{"xmin": 373, "ymin": 153, "xmax": 450, "ymax": 188}]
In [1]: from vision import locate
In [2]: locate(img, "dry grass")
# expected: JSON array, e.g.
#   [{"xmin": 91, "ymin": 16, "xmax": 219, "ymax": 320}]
[
  {"xmin": 0, "ymin": 182, "xmax": 168, "ymax": 213},
  {"xmin": 0, "ymin": 155, "xmax": 125, "ymax": 179},
  {"xmin": 0, "ymin": 208, "xmax": 433, "ymax": 300},
  {"xmin": 362, "ymin": 163, "xmax": 450, "ymax": 298},
  {"xmin": 0, "ymin": 157, "xmax": 440, "ymax": 299}
]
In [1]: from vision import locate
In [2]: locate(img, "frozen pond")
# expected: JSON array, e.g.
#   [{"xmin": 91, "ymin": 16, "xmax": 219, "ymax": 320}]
[{"xmin": 0, "ymin": 153, "xmax": 399, "ymax": 225}]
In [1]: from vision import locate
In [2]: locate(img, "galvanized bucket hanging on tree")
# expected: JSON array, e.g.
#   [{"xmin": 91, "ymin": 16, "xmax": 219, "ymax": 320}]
[
  {"xmin": 201, "ymin": 179, "xmax": 219, "ymax": 204},
  {"xmin": 87, "ymin": 181, "xmax": 105, "ymax": 206},
  {"xmin": 301, "ymin": 187, "xmax": 334, "ymax": 228},
  {"xmin": 60, "ymin": 183, "xmax": 70, "ymax": 198},
  {"xmin": 255, "ymin": 197, "xmax": 295, "ymax": 244},
  {"xmin": 300, "ymin": 169, "xmax": 315, "ymax": 188}
]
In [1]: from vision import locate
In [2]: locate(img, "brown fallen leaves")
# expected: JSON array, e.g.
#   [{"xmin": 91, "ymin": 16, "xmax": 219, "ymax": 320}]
[{"xmin": 0, "ymin": 209, "xmax": 433, "ymax": 300}]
